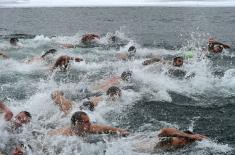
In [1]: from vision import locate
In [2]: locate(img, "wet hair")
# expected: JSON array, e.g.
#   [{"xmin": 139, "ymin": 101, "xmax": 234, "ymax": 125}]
[
  {"xmin": 71, "ymin": 111, "xmax": 88, "ymax": 126},
  {"xmin": 21, "ymin": 111, "xmax": 32, "ymax": 119},
  {"xmin": 20, "ymin": 143, "xmax": 32, "ymax": 151},
  {"xmin": 41, "ymin": 49, "xmax": 57, "ymax": 58},
  {"xmin": 10, "ymin": 38, "xmax": 19, "ymax": 45},
  {"xmin": 183, "ymin": 130, "xmax": 194, "ymax": 134},
  {"xmin": 128, "ymin": 46, "xmax": 136, "ymax": 53},
  {"xmin": 121, "ymin": 71, "xmax": 132, "ymax": 81},
  {"xmin": 173, "ymin": 56, "xmax": 184, "ymax": 67},
  {"xmin": 80, "ymin": 101, "xmax": 95, "ymax": 111},
  {"xmin": 106, "ymin": 86, "xmax": 121, "ymax": 97}
]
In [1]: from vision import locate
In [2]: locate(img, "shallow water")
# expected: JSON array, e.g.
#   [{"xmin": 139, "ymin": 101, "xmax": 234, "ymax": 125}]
[{"xmin": 0, "ymin": 7, "xmax": 234, "ymax": 155}]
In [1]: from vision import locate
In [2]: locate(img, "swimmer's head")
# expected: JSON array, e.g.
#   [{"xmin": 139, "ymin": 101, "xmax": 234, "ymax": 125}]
[
  {"xmin": 10, "ymin": 38, "xmax": 19, "ymax": 46},
  {"xmin": 71, "ymin": 111, "xmax": 91, "ymax": 133},
  {"xmin": 121, "ymin": 71, "xmax": 132, "ymax": 81},
  {"xmin": 173, "ymin": 57, "xmax": 183, "ymax": 67},
  {"xmin": 106, "ymin": 86, "xmax": 121, "ymax": 100},
  {"xmin": 128, "ymin": 46, "xmax": 136, "ymax": 57},
  {"xmin": 41, "ymin": 49, "xmax": 57, "ymax": 58},
  {"xmin": 11, "ymin": 144, "xmax": 32, "ymax": 155},
  {"xmin": 80, "ymin": 101, "xmax": 95, "ymax": 111},
  {"xmin": 13, "ymin": 111, "xmax": 31, "ymax": 128}
]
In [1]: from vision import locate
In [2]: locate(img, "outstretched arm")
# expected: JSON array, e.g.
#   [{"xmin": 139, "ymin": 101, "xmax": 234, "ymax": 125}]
[
  {"xmin": 60, "ymin": 43, "xmax": 76, "ymax": 48},
  {"xmin": 0, "ymin": 100, "xmax": 13, "ymax": 121},
  {"xmin": 208, "ymin": 38, "xmax": 230, "ymax": 49},
  {"xmin": 51, "ymin": 91, "xmax": 73, "ymax": 114},
  {"xmin": 90, "ymin": 124, "xmax": 129, "ymax": 136},
  {"xmin": 142, "ymin": 57, "xmax": 161, "ymax": 65},
  {"xmin": 97, "ymin": 76, "xmax": 121, "ymax": 92},
  {"xmin": 158, "ymin": 128, "xmax": 207, "ymax": 141}
]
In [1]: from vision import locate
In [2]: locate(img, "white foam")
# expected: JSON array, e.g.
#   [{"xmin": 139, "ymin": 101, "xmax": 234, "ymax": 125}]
[{"xmin": 1, "ymin": 0, "xmax": 235, "ymax": 7}]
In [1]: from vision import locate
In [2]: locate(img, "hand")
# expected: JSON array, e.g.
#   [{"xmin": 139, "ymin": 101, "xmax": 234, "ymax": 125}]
[
  {"xmin": 4, "ymin": 110, "xmax": 13, "ymax": 121},
  {"xmin": 191, "ymin": 134, "xmax": 207, "ymax": 141},
  {"xmin": 223, "ymin": 44, "xmax": 230, "ymax": 49}
]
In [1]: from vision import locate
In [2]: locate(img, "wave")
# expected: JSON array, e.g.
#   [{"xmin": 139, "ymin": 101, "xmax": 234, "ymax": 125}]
[{"xmin": 1, "ymin": 0, "xmax": 235, "ymax": 7}]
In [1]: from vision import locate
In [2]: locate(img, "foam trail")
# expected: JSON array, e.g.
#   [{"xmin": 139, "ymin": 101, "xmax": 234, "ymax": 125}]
[{"xmin": 1, "ymin": 0, "xmax": 235, "ymax": 7}]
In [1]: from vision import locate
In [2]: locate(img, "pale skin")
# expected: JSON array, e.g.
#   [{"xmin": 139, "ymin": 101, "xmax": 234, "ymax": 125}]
[
  {"xmin": 0, "ymin": 101, "xmax": 31, "ymax": 129},
  {"xmin": 0, "ymin": 100, "xmax": 13, "ymax": 121},
  {"xmin": 48, "ymin": 114, "xmax": 129, "ymax": 137},
  {"xmin": 51, "ymin": 90, "xmax": 102, "ymax": 113},
  {"xmin": 158, "ymin": 128, "xmax": 207, "ymax": 141},
  {"xmin": 116, "ymin": 52, "xmax": 129, "ymax": 61},
  {"xmin": 134, "ymin": 128, "xmax": 207, "ymax": 152},
  {"xmin": 142, "ymin": 57, "xmax": 183, "ymax": 67},
  {"xmin": 95, "ymin": 76, "xmax": 121, "ymax": 92}
]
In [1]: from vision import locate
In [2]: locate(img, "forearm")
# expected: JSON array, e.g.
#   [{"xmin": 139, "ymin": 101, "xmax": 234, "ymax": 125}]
[
  {"xmin": 52, "ymin": 95, "xmax": 73, "ymax": 113},
  {"xmin": 159, "ymin": 128, "xmax": 193, "ymax": 139},
  {"xmin": 0, "ymin": 101, "xmax": 8, "ymax": 112},
  {"xmin": 91, "ymin": 124, "xmax": 125, "ymax": 134}
]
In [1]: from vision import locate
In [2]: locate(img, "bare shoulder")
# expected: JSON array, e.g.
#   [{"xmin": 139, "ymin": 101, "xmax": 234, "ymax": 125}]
[{"xmin": 48, "ymin": 127, "xmax": 72, "ymax": 136}]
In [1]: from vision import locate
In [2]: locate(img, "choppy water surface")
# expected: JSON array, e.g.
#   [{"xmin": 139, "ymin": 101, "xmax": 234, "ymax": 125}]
[{"xmin": 0, "ymin": 7, "xmax": 235, "ymax": 155}]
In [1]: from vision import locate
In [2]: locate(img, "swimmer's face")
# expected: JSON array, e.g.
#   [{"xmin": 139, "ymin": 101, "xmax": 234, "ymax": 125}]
[
  {"xmin": 108, "ymin": 91, "xmax": 121, "ymax": 101},
  {"xmin": 76, "ymin": 115, "xmax": 91, "ymax": 132},
  {"xmin": 13, "ymin": 112, "xmax": 31, "ymax": 128},
  {"xmin": 173, "ymin": 58, "xmax": 183, "ymax": 67}
]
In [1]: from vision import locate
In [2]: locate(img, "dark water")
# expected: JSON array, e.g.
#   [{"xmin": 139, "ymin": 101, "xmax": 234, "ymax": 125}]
[{"xmin": 0, "ymin": 7, "xmax": 235, "ymax": 155}]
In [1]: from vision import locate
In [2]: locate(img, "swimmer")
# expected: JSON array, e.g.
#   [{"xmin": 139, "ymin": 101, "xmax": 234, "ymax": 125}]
[
  {"xmin": 156, "ymin": 128, "xmax": 207, "ymax": 149},
  {"xmin": 10, "ymin": 38, "xmax": 19, "ymax": 46},
  {"xmin": 51, "ymin": 86, "xmax": 122, "ymax": 113},
  {"xmin": 52, "ymin": 55, "xmax": 83, "ymax": 70},
  {"xmin": 24, "ymin": 49, "xmax": 57, "ymax": 64},
  {"xmin": 81, "ymin": 33, "xmax": 100, "ymax": 44},
  {"xmin": 143, "ymin": 56, "xmax": 183, "ymax": 67},
  {"xmin": 61, "ymin": 33, "xmax": 100, "ymax": 48},
  {"xmin": 116, "ymin": 46, "xmax": 137, "ymax": 60},
  {"xmin": 134, "ymin": 128, "xmax": 207, "ymax": 153},
  {"xmin": 0, "ymin": 101, "xmax": 31, "ymax": 130},
  {"xmin": 48, "ymin": 111, "xmax": 129, "ymax": 137},
  {"xmin": 97, "ymin": 71, "xmax": 132, "ymax": 92},
  {"xmin": 208, "ymin": 38, "xmax": 230, "ymax": 54},
  {"xmin": 0, "ymin": 52, "xmax": 9, "ymax": 59}
]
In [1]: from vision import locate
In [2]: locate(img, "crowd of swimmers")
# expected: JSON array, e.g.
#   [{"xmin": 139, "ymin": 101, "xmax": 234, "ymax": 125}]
[{"xmin": 0, "ymin": 34, "xmax": 231, "ymax": 155}]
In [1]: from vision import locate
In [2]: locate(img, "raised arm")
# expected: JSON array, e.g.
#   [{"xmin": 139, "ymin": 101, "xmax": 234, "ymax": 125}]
[
  {"xmin": 51, "ymin": 91, "xmax": 73, "ymax": 114},
  {"xmin": 90, "ymin": 124, "xmax": 129, "ymax": 136},
  {"xmin": 0, "ymin": 100, "xmax": 13, "ymax": 121}
]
